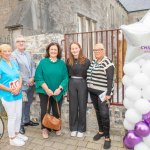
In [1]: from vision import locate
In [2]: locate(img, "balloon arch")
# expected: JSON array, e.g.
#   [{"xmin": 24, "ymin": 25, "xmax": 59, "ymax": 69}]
[{"xmin": 121, "ymin": 10, "xmax": 150, "ymax": 150}]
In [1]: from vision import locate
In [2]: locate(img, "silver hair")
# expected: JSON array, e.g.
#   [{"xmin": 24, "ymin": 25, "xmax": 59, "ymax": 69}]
[{"xmin": 15, "ymin": 35, "xmax": 26, "ymax": 43}]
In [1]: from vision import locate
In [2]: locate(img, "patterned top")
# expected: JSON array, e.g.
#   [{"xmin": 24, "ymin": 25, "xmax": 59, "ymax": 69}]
[{"xmin": 87, "ymin": 56, "xmax": 114, "ymax": 96}]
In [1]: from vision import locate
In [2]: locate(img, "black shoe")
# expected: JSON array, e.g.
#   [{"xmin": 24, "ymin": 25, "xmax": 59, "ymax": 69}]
[
  {"xmin": 93, "ymin": 132, "xmax": 104, "ymax": 141},
  {"xmin": 103, "ymin": 139, "xmax": 111, "ymax": 149},
  {"xmin": 19, "ymin": 125, "xmax": 25, "ymax": 134},
  {"xmin": 24, "ymin": 120, "xmax": 39, "ymax": 126}
]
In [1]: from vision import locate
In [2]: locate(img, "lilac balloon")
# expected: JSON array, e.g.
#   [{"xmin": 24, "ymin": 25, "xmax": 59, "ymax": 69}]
[
  {"xmin": 143, "ymin": 111, "xmax": 150, "ymax": 127},
  {"xmin": 123, "ymin": 130, "xmax": 142, "ymax": 149},
  {"xmin": 134, "ymin": 121, "xmax": 150, "ymax": 137}
]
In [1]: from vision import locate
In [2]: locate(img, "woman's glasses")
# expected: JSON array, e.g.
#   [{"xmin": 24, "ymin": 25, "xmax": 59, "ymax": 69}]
[{"xmin": 93, "ymin": 48, "xmax": 104, "ymax": 52}]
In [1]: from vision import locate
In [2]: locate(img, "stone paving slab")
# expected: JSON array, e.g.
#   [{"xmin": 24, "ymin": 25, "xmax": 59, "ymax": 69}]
[{"xmin": 0, "ymin": 120, "xmax": 128, "ymax": 150}]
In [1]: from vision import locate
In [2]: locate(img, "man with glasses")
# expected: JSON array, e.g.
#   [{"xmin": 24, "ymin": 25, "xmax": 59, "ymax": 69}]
[
  {"xmin": 87, "ymin": 43, "xmax": 114, "ymax": 149},
  {"xmin": 12, "ymin": 35, "xmax": 39, "ymax": 135}
]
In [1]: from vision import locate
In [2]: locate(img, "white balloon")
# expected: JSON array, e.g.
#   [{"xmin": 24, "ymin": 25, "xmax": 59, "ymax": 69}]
[
  {"xmin": 143, "ymin": 135, "xmax": 150, "ymax": 147},
  {"xmin": 137, "ymin": 59, "xmax": 146, "ymax": 67},
  {"xmin": 123, "ymin": 97, "xmax": 134, "ymax": 109},
  {"xmin": 134, "ymin": 98, "xmax": 150, "ymax": 114},
  {"xmin": 123, "ymin": 119, "xmax": 135, "ymax": 130},
  {"xmin": 122, "ymin": 75, "xmax": 132, "ymax": 87},
  {"xmin": 142, "ymin": 85, "xmax": 150, "ymax": 99},
  {"xmin": 125, "ymin": 108, "xmax": 142, "ymax": 124},
  {"xmin": 134, "ymin": 142, "xmax": 150, "ymax": 150},
  {"xmin": 125, "ymin": 86, "xmax": 141, "ymax": 101},
  {"xmin": 142, "ymin": 60, "xmax": 150, "ymax": 76},
  {"xmin": 123, "ymin": 62, "xmax": 140, "ymax": 77},
  {"xmin": 133, "ymin": 73, "xmax": 149, "ymax": 89}
]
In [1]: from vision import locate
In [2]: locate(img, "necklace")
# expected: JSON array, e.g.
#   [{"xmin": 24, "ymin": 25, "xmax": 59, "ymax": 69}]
[{"xmin": 49, "ymin": 57, "xmax": 57, "ymax": 62}]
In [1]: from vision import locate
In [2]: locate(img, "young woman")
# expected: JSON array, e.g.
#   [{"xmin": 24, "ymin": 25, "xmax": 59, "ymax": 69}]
[
  {"xmin": 34, "ymin": 42, "xmax": 68, "ymax": 138},
  {"xmin": 67, "ymin": 42, "xmax": 90, "ymax": 137}
]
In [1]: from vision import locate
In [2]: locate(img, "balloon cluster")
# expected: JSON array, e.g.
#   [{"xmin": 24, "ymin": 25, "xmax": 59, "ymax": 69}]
[{"xmin": 122, "ymin": 61, "xmax": 150, "ymax": 150}]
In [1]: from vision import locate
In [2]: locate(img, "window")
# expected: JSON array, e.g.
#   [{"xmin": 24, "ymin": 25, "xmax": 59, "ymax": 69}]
[{"xmin": 110, "ymin": 4, "xmax": 114, "ymax": 28}]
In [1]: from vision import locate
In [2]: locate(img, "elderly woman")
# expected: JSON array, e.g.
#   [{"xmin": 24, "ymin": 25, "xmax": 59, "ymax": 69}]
[
  {"xmin": 0, "ymin": 44, "xmax": 28, "ymax": 146},
  {"xmin": 87, "ymin": 43, "xmax": 114, "ymax": 149}
]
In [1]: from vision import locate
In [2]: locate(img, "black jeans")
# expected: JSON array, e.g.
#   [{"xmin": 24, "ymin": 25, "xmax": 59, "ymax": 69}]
[
  {"xmin": 68, "ymin": 78, "xmax": 88, "ymax": 132},
  {"xmin": 39, "ymin": 93, "xmax": 63, "ymax": 130},
  {"xmin": 89, "ymin": 91, "xmax": 110, "ymax": 138}
]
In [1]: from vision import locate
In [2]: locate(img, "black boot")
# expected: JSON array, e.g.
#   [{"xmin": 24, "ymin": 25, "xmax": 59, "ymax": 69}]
[{"xmin": 103, "ymin": 139, "xmax": 111, "ymax": 149}]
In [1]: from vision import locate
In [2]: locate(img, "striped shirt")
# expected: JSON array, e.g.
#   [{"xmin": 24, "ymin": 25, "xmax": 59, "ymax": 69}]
[{"xmin": 87, "ymin": 56, "xmax": 114, "ymax": 95}]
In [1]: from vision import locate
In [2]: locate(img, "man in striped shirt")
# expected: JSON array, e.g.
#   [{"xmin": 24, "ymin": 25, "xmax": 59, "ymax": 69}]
[{"xmin": 87, "ymin": 43, "xmax": 114, "ymax": 149}]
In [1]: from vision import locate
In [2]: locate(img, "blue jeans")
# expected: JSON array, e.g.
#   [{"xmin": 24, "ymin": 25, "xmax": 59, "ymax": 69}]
[{"xmin": 21, "ymin": 85, "xmax": 35, "ymax": 125}]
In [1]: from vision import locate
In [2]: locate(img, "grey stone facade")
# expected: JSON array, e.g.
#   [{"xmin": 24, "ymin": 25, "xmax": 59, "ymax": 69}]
[
  {"xmin": 0, "ymin": 0, "xmax": 129, "ymax": 44},
  {"xmin": 128, "ymin": 10, "xmax": 149, "ymax": 23}
]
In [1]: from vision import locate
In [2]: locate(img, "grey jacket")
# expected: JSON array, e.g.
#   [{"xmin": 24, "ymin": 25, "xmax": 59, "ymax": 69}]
[{"xmin": 11, "ymin": 50, "xmax": 36, "ymax": 90}]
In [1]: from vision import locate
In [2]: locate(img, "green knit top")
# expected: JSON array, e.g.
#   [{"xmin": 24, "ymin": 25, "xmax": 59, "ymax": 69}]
[{"xmin": 34, "ymin": 58, "xmax": 68, "ymax": 101}]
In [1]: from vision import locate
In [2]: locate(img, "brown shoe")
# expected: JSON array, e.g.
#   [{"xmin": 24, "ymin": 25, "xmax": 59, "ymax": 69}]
[{"xmin": 42, "ymin": 129, "xmax": 49, "ymax": 139}]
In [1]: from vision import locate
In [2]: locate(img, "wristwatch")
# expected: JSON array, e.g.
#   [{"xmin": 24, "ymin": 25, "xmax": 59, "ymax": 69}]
[{"xmin": 59, "ymin": 87, "xmax": 63, "ymax": 91}]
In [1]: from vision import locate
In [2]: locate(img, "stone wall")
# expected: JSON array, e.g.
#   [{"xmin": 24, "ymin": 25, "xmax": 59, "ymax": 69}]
[
  {"xmin": 128, "ymin": 10, "xmax": 149, "ymax": 23},
  {"xmin": 25, "ymin": 33, "xmax": 64, "ymax": 64},
  {"xmin": 0, "ymin": 0, "xmax": 18, "ymax": 43},
  {"xmin": 0, "ymin": 0, "xmax": 128, "ymax": 41}
]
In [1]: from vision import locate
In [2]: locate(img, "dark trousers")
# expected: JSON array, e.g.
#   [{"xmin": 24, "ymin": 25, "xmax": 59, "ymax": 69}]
[
  {"xmin": 68, "ymin": 78, "xmax": 88, "ymax": 132},
  {"xmin": 39, "ymin": 93, "xmax": 63, "ymax": 130},
  {"xmin": 21, "ymin": 85, "xmax": 35, "ymax": 125},
  {"xmin": 90, "ymin": 91, "xmax": 110, "ymax": 138}
]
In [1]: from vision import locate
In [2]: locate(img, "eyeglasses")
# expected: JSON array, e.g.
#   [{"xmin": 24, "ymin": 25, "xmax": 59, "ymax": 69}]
[
  {"xmin": 16, "ymin": 41, "xmax": 25, "ymax": 43},
  {"xmin": 93, "ymin": 48, "xmax": 104, "ymax": 52}
]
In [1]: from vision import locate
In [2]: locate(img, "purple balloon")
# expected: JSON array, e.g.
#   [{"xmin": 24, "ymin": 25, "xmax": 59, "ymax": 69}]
[
  {"xmin": 145, "ymin": 119, "xmax": 150, "ymax": 127},
  {"xmin": 143, "ymin": 111, "xmax": 150, "ymax": 127},
  {"xmin": 134, "ymin": 121, "xmax": 150, "ymax": 137},
  {"xmin": 123, "ymin": 130, "xmax": 142, "ymax": 149}
]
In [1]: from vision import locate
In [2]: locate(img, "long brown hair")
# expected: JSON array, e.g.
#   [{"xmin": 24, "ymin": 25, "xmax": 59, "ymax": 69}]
[{"xmin": 67, "ymin": 41, "xmax": 86, "ymax": 66}]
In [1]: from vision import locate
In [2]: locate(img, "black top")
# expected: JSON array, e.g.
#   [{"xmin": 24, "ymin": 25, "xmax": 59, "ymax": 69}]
[{"xmin": 67, "ymin": 58, "xmax": 90, "ymax": 79}]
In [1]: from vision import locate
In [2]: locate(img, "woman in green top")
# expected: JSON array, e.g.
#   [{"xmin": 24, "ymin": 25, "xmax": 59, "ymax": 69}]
[{"xmin": 34, "ymin": 42, "xmax": 68, "ymax": 139}]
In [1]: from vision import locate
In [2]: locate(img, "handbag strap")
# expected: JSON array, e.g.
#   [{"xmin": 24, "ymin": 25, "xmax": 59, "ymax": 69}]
[{"xmin": 46, "ymin": 97, "xmax": 61, "ymax": 118}]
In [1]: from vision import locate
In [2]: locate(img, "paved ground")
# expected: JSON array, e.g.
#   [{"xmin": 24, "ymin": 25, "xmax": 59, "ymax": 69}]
[{"xmin": 0, "ymin": 119, "xmax": 127, "ymax": 150}]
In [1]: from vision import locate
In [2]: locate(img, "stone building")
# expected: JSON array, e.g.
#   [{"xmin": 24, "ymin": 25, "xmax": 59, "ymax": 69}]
[
  {"xmin": 0, "ymin": 0, "xmax": 129, "ymax": 45},
  {"xmin": 0, "ymin": 0, "xmax": 149, "ymax": 44},
  {"xmin": 0, "ymin": 0, "xmax": 150, "ymax": 135}
]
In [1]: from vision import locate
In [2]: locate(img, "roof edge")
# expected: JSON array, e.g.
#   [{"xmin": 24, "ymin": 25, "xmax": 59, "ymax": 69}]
[{"xmin": 128, "ymin": 9, "xmax": 150, "ymax": 13}]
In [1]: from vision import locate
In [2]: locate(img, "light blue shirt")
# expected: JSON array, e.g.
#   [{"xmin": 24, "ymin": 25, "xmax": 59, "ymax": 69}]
[{"xmin": 0, "ymin": 59, "xmax": 22, "ymax": 102}]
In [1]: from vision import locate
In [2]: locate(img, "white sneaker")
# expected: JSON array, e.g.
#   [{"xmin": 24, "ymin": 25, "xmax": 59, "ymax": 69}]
[
  {"xmin": 71, "ymin": 131, "xmax": 77, "ymax": 137},
  {"xmin": 10, "ymin": 137, "xmax": 25, "ymax": 146},
  {"xmin": 77, "ymin": 132, "xmax": 83, "ymax": 138},
  {"xmin": 56, "ymin": 130, "xmax": 62, "ymax": 136},
  {"xmin": 17, "ymin": 133, "xmax": 28, "ymax": 141}
]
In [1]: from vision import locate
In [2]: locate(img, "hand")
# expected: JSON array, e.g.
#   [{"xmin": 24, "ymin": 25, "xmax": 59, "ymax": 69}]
[
  {"xmin": 104, "ymin": 95, "xmax": 111, "ymax": 101},
  {"xmin": 53, "ymin": 88, "xmax": 61, "ymax": 96},
  {"xmin": 45, "ymin": 89, "xmax": 53, "ymax": 97},
  {"xmin": 11, "ymin": 86, "xmax": 21, "ymax": 95},
  {"xmin": 28, "ymin": 78, "xmax": 34, "ymax": 86}
]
